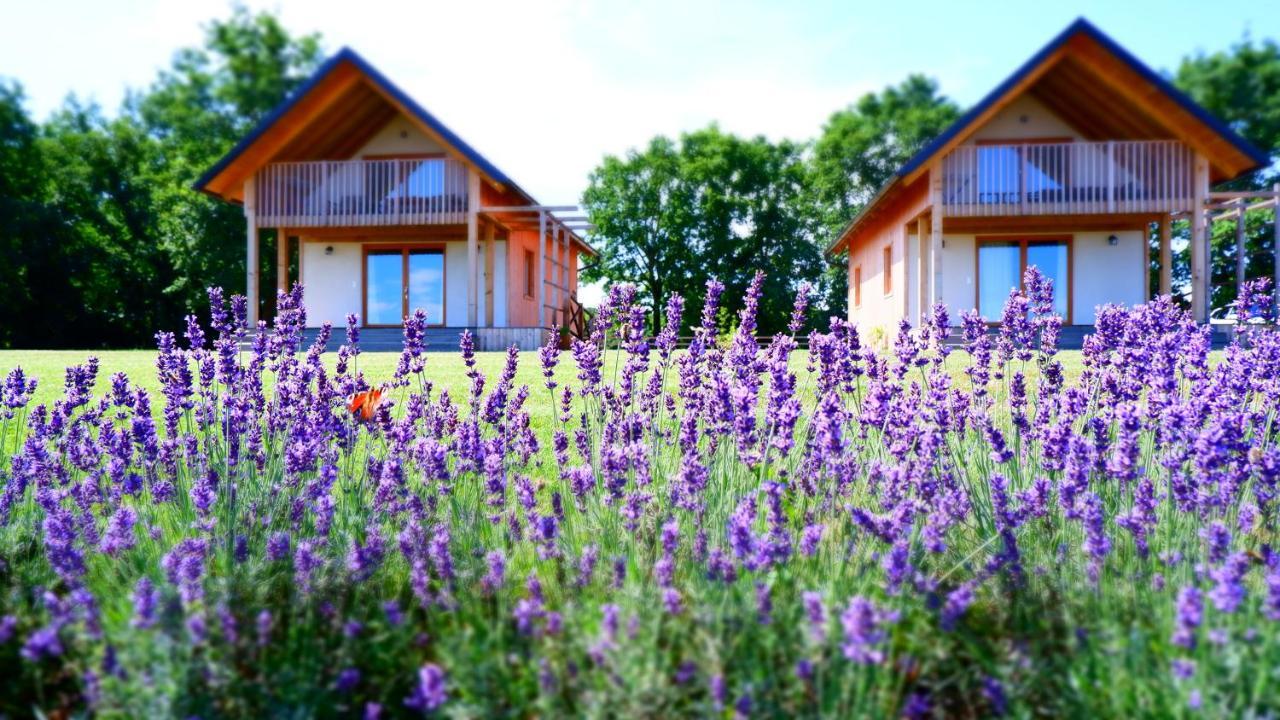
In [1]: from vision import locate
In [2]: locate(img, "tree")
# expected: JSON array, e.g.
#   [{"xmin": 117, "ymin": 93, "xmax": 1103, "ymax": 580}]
[
  {"xmin": 129, "ymin": 7, "xmax": 322, "ymax": 317},
  {"xmin": 584, "ymin": 126, "xmax": 824, "ymax": 335},
  {"xmin": 1160, "ymin": 38, "xmax": 1280, "ymax": 308},
  {"xmin": 0, "ymin": 8, "xmax": 323, "ymax": 348}
]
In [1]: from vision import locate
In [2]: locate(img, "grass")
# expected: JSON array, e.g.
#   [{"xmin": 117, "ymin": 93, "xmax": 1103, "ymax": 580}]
[{"xmin": 0, "ymin": 347, "xmax": 1091, "ymax": 430}]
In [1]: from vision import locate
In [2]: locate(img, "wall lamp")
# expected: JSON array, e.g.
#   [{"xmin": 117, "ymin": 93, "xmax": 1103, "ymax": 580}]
[
  {"xmin": 325, "ymin": 245, "xmax": 335, "ymax": 255},
  {"xmin": 1107, "ymin": 234, "xmax": 1119, "ymax": 246}
]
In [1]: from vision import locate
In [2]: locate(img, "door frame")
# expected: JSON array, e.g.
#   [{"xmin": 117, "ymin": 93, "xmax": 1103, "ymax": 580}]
[
  {"xmin": 974, "ymin": 234, "xmax": 1074, "ymax": 324},
  {"xmin": 361, "ymin": 243, "xmax": 448, "ymax": 328}
]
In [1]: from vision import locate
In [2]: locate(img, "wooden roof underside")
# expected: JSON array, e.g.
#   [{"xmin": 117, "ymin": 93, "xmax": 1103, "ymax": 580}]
[{"xmin": 1023, "ymin": 38, "xmax": 1254, "ymax": 182}]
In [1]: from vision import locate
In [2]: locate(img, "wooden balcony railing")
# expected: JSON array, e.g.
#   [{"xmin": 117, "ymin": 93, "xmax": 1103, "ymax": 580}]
[
  {"xmin": 254, "ymin": 157, "xmax": 471, "ymax": 227},
  {"xmin": 940, "ymin": 139, "xmax": 1195, "ymax": 217}
]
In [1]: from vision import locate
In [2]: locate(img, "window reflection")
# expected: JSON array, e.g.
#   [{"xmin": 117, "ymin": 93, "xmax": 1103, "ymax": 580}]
[
  {"xmin": 408, "ymin": 251, "xmax": 445, "ymax": 325},
  {"xmin": 367, "ymin": 251, "xmax": 403, "ymax": 325}
]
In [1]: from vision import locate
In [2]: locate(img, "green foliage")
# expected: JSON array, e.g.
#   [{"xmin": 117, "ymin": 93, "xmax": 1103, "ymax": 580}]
[
  {"xmin": 583, "ymin": 126, "xmax": 824, "ymax": 335},
  {"xmin": 0, "ymin": 7, "xmax": 320, "ymax": 348},
  {"xmin": 585, "ymin": 77, "xmax": 961, "ymax": 334},
  {"xmin": 1144, "ymin": 37, "xmax": 1280, "ymax": 307}
]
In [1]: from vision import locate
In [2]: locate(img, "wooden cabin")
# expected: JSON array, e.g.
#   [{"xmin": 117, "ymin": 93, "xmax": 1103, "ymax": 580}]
[
  {"xmin": 827, "ymin": 19, "xmax": 1275, "ymax": 331},
  {"xmin": 196, "ymin": 48, "xmax": 593, "ymax": 350}
]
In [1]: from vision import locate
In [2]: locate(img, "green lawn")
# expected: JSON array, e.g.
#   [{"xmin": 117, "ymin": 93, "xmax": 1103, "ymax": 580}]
[{"xmin": 0, "ymin": 346, "xmax": 1092, "ymax": 414}]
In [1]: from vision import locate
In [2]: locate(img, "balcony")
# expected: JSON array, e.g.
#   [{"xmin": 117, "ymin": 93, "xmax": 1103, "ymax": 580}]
[
  {"xmin": 253, "ymin": 157, "xmax": 471, "ymax": 227},
  {"xmin": 940, "ymin": 139, "xmax": 1195, "ymax": 217}
]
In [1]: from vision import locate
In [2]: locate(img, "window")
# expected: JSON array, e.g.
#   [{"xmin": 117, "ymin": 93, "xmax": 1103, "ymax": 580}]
[
  {"xmin": 364, "ymin": 247, "xmax": 445, "ymax": 326},
  {"xmin": 976, "ymin": 236, "xmax": 1070, "ymax": 321},
  {"xmin": 524, "ymin": 249, "xmax": 535, "ymax": 298},
  {"xmin": 853, "ymin": 265, "xmax": 862, "ymax": 308},
  {"xmin": 883, "ymin": 246, "xmax": 893, "ymax": 295}
]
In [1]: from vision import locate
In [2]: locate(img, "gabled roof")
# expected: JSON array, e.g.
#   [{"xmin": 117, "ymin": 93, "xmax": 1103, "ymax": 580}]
[
  {"xmin": 828, "ymin": 18, "xmax": 1272, "ymax": 254},
  {"xmin": 195, "ymin": 47, "xmax": 529, "ymax": 200}
]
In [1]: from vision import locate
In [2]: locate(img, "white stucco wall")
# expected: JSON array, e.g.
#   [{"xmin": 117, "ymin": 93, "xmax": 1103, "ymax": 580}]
[
  {"xmin": 300, "ymin": 239, "xmax": 508, "ymax": 328},
  {"xmin": 1071, "ymin": 230, "xmax": 1144, "ymax": 324},
  {"xmin": 300, "ymin": 241, "xmax": 362, "ymax": 328},
  {"xmin": 354, "ymin": 117, "xmax": 444, "ymax": 157},
  {"xmin": 940, "ymin": 234, "xmax": 978, "ymax": 317},
  {"xmin": 967, "ymin": 95, "xmax": 1082, "ymax": 143},
  {"xmin": 910, "ymin": 231, "xmax": 1145, "ymax": 325}
]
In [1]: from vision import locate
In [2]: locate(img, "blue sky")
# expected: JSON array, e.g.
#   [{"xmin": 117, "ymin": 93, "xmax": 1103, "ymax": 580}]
[{"xmin": 2, "ymin": 0, "xmax": 1278, "ymax": 206}]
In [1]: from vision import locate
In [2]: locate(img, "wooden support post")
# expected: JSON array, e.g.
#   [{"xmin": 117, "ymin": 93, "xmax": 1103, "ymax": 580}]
[
  {"xmin": 537, "ymin": 210, "xmax": 547, "ymax": 327},
  {"xmin": 916, "ymin": 216, "xmax": 928, "ymax": 325},
  {"xmin": 929, "ymin": 162, "xmax": 944, "ymax": 311},
  {"xmin": 245, "ymin": 177, "xmax": 259, "ymax": 327},
  {"xmin": 466, "ymin": 169, "xmax": 480, "ymax": 326},
  {"xmin": 1190, "ymin": 152, "xmax": 1209, "ymax": 323},
  {"xmin": 1158, "ymin": 214, "xmax": 1172, "ymax": 297},
  {"xmin": 1236, "ymin": 204, "xmax": 1247, "ymax": 301},
  {"xmin": 1274, "ymin": 183, "xmax": 1280, "ymax": 316},
  {"xmin": 276, "ymin": 228, "xmax": 289, "ymax": 293},
  {"xmin": 483, "ymin": 221, "xmax": 496, "ymax": 327},
  {"xmin": 561, "ymin": 226, "xmax": 570, "ymax": 318},
  {"xmin": 554, "ymin": 224, "xmax": 565, "ymax": 326}
]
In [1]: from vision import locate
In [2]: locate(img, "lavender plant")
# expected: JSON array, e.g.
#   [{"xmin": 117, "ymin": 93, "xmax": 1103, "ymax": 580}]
[{"xmin": 1, "ymin": 274, "xmax": 1279, "ymax": 717}]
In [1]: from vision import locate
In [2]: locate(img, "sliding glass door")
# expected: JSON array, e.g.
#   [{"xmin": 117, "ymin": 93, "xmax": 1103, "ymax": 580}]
[
  {"xmin": 364, "ymin": 247, "xmax": 445, "ymax": 326},
  {"xmin": 976, "ymin": 236, "xmax": 1070, "ymax": 322}
]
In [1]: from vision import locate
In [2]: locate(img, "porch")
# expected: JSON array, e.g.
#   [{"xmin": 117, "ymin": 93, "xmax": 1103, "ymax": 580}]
[
  {"xmin": 900, "ymin": 139, "xmax": 1279, "ymax": 326},
  {"xmin": 242, "ymin": 159, "xmax": 593, "ymax": 344}
]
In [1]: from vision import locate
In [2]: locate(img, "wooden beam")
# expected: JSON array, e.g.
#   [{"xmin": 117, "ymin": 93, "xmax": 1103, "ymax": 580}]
[
  {"xmin": 245, "ymin": 178, "xmax": 260, "ymax": 326},
  {"xmin": 484, "ymin": 220, "xmax": 496, "ymax": 328},
  {"xmin": 942, "ymin": 213, "xmax": 1161, "ymax": 234},
  {"xmin": 276, "ymin": 227, "xmax": 289, "ymax": 292},
  {"xmin": 929, "ymin": 162, "xmax": 944, "ymax": 309},
  {"xmin": 916, "ymin": 215, "xmax": 928, "ymax": 326},
  {"xmin": 466, "ymin": 169, "xmax": 481, "ymax": 326},
  {"xmin": 1190, "ymin": 152, "xmax": 1209, "ymax": 322},
  {"xmin": 480, "ymin": 205, "xmax": 578, "ymax": 213},
  {"xmin": 1159, "ymin": 214, "xmax": 1172, "ymax": 296},
  {"xmin": 1208, "ymin": 191, "xmax": 1280, "ymax": 200},
  {"xmin": 537, "ymin": 211, "xmax": 547, "ymax": 327}
]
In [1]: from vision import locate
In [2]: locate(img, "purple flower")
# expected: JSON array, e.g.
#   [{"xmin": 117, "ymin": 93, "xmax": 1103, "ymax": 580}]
[
  {"xmin": 98, "ymin": 505, "xmax": 137, "ymax": 556},
  {"xmin": 1173, "ymin": 586, "xmax": 1203, "ymax": 649},
  {"xmin": 840, "ymin": 596, "xmax": 897, "ymax": 664},
  {"xmin": 20, "ymin": 625, "xmax": 63, "ymax": 662},
  {"xmin": 404, "ymin": 663, "xmax": 448, "ymax": 712},
  {"xmin": 941, "ymin": 581, "xmax": 976, "ymax": 631},
  {"xmin": 267, "ymin": 531, "xmax": 291, "ymax": 562},
  {"xmin": 131, "ymin": 577, "xmax": 160, "ymax": 629}
]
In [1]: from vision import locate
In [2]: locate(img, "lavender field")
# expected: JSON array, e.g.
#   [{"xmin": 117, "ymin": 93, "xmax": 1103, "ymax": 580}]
[{"xmin": 2, "ymin": 272, "xmax": 1279, "ymax": 718}]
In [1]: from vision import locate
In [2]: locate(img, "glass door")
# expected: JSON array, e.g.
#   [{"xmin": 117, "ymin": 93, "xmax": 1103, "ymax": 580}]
[
  {"xmin": 407, "ymin": 250, "xmax": 444, "ymax": 325},
  {"xmin": 363, "ymin": 247, "xmax": 446, "ymax": 326},
  {"xmin": 976, "ymin": 237, "xmax": 1070, "ymax": 322}
]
